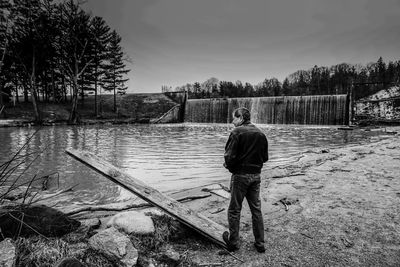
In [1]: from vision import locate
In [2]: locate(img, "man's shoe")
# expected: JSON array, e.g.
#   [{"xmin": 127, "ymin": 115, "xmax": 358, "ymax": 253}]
[
  {"xmin": 254, "ymin": 243, "xmax": 266, "ymax": 253},
  {"xmin": 222, "ymin": 231, "xmax": 239, "ymax": 252}
]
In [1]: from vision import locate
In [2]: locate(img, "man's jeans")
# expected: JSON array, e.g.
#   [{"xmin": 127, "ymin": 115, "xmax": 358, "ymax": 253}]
[{"xmin": 228, "ymin": 173, "xmax": 265, "ymax": 249}]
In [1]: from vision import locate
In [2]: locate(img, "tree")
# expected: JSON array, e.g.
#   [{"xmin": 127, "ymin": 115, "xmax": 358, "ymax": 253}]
[
  {"xmin": 57, "ymin": 0, "xmax": 93, "ymax": 123},
  {"xmin": 193, "ymin": 82, "xmax": 201, "ymax": 98},
  {"xmin": 6, "ymin": 0, "xmax": 49, "ymax": 122},
  {"xmin": 102, "ymin": 30, "xmax": 129, "ymax": 112},
  {"xmin": 256, "ymin": 78, "xmax": 281, "ymax": 96},
  {"xmin": 376, "ymin": 56, "xmax": 386, "ymax": 85},
  {"xmin": 0, "ymin": 0, "xmax": 12, "ymax": 106},
  {"xmin": 87, "ymin": 16, "xmax": 111, "ymax": 116},
  {"xmin": 201, "ymin": 77, "xmax": 219, "ymax": 98},
  {"xmin": 282, "ymin": 78, "xmax": 290, "ymax": 96},
  {"xmin": 309, "ymin": 65, "xmax": 321, "ymax": 95},
  {"xmin": 243, "ymin": 82, "xmax": 254, "ymax": 97}
]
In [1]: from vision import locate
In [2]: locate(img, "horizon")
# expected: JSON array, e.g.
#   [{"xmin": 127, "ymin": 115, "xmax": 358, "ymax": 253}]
[{"xmin": 83, "ymin": 0, "xmax": 400, "ymax": 93}]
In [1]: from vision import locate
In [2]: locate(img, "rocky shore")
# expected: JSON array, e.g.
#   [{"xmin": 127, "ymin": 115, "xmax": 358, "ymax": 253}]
[{"xmin": 1, "ymin": 127, "xmax": 399, "ymax": 266}]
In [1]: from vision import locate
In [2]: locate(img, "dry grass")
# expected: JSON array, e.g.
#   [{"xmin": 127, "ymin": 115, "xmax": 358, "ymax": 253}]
[
  {"xmin": 16, "ymin": 237, "xmax": 70, "ymax": 267},
  {"xmin": 129, "ymin": 214, "xmax": 182, "ymax": 252}
]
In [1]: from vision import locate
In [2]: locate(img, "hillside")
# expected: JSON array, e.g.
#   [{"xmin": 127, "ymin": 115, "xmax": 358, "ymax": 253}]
[{"xmin": 0, "ymin": 93, "xmax": 178, "ymax": 124}]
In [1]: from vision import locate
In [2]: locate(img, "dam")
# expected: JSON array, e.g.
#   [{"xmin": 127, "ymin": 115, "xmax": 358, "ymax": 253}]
[{"xmin": 184, "ymin": 95, "xmax": 349, "ymax": 125}]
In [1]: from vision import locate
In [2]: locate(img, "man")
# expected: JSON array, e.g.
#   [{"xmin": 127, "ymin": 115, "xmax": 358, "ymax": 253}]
[{"xmin": 223, "ymin": 107, "xmax": 268, "ymax": 253}]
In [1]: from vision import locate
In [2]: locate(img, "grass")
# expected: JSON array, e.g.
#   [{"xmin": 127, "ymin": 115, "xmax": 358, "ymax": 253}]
[
  {"xmin": 0, "ymin": 128, "xmax": 47, "ymax": 207},
  {"xmin": 16, "ymin": 237, "xmax": 70, "ymax": 267},
  {"xmin": 12, "ymin": 214, "xmax": 205, "ymax": 267}
]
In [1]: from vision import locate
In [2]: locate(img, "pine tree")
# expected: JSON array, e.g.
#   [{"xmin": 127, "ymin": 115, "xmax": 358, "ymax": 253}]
[
  {"xmin": 102, "ymin": 30, "xmax": 129, "ymax": 112},
  {"xmin": 87, "ymin": 16, "xmax": 111, "ymax": 116},
  {"xmin": 282, "ymin": 78, "xmax": 290, "ymax": 96},
  {"xmin": 57, "ymin": 0, "xmax": 93, "ymax": 123}
]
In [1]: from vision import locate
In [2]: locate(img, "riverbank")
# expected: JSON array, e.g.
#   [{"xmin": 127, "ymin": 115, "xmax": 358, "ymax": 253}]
[
  {"xmin": 0, "ymin": 93, "xmax": 177, "ymax": 127},
  {"xmin": 2, "ymin": 127, "xmax": 399, "ymax": 266}
]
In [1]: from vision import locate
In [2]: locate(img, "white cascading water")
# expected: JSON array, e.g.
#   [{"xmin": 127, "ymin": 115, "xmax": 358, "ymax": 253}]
[{"xmin": 184, "ymin": 95, "xmax": 348, "ymax": 125}]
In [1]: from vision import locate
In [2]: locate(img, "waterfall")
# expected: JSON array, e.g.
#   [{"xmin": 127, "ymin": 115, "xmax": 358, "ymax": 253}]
[
  {"xmin": 184, "ymin": 95, "xmax": 348, "ymax": 125},
  {"xmin": 184, "ymin": 98, "xmax": 229, "ymax": 123}
]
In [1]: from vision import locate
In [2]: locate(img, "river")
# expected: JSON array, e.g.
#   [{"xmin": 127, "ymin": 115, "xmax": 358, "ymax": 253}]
[{"xmin": 0, "ymin": 123, "xmax": 389, "ymax": 205}]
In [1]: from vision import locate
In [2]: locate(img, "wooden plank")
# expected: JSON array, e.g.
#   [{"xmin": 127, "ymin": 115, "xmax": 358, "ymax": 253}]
[
  {"xmin": 202, "ymin": 184, "xmax": 230, "ymax": 199},
  {"xmin": 65, "ymin": 149, "xmax": 228, "ymax": 248}
]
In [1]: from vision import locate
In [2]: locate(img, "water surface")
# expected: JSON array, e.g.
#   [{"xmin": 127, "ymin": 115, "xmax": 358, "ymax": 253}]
[{"xmin": 0, "ymin": 123, "xmax": 388, "ymax": 205}]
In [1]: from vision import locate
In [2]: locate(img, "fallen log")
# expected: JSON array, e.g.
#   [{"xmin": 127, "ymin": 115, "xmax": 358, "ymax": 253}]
[{"xmin": 65, "ymin": 149, "xmax": 228, "ymax": 249}]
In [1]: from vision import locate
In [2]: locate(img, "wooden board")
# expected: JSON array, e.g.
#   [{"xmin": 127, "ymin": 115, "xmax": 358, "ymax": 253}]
[
  {"xmin": 65, "ymin": 149, "xmax": 227, "ymax": 248},
  {"xmin": 209, "ymin": 189, "xmax": 230, "ymax": 199},
  {"xmin": 202, "ymin": 184, "xmax": 230, "ymax": 199}
]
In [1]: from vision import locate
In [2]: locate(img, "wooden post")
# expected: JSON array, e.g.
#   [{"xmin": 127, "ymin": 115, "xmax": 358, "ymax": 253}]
[{"xmin": 65, "ymin": 149, "xmax": 228, "ymax": 249}]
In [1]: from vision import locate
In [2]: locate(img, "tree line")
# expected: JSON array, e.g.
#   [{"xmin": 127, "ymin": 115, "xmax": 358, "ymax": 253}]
[
  {"xmin": 0, "ymin": 0, "xmax": 130, "ymax": 123},
  {"xmin": 165, "ymin": 57, "xmax": 400, "ymax": 100}
]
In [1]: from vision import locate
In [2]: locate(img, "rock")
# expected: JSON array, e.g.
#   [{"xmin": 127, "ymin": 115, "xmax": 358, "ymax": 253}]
[
  {"xmin": 106, "ymin": 211, "xmax": 155, "ymax": 235},
  {"xmin": 0, "ymin": 238, "xmax": 16, "ymax": 267},
  {"xmin": 143, "ymin": 208, "xmax": 165, "ymax": 217},
  {"xmin": 136, "ymin": 254, "xmax": 156, "ymax": 267},
  {"xmin": 64, "ymin": 218, "xmax": 101, "ymax": 243},
  {"xmin": 157, "ymin": 245, "xmax": 181, "ymax": 266},
  {"xmin": 0, "ymin": 204, "xmax": 80, "ymax": 239},
  {"xmin": 80, "ymin": 218, "xmax": 101, "ymax": 230},
  {"xmin": 88, "ymin": 227, "xmax": 138, "ymax": 267},
  {"xmin": 54, "ymin": 257, "xmax": 85, "ymax": 267}
]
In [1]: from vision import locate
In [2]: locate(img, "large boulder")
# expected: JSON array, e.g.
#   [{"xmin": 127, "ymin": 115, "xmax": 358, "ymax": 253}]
[
  {"xmin": 106, "ymin": 211, "xmax": 155, "ymax": 235},
  {"xmin": 0, "ymin": 238, "xmax": 16, "ymax": 267},
  {"xmin": 88, "ymin": 227, "xmax": 138, "ymax": 267},
  {"xmin": 0, "ymin": 204, "xmax": 80, "ymax": 239}
]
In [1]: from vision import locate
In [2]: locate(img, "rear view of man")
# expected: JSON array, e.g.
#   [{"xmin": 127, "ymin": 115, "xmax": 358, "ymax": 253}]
[{"xmin": 223, "ymin": 107, "xmax": 268, "ymax": 253}]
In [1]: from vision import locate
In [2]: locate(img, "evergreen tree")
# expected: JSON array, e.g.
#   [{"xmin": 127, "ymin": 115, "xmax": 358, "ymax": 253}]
[
  {"xmin": 88, "ymin": 16, "xmax": 111, "ymax": 116},
  {"xmin": 282, "ymin": 78, "xmax": 290, "ymax": 96},
  {"xmin": 102, "ymin": 30, "xmax": 129, "ymax": 112},
  {"xmin": 193, "ymin": 82, "xmax": 201, "ymax": 98},
  {"xmin": 57, "ymin": 0, "xmax": 93, "ymax": 123},
  {"xmin": 376, "ymin": 56, "xmax": 386, "ymax": 87}
]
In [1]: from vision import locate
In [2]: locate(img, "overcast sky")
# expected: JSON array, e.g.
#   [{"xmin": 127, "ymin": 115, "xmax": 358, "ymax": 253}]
[{"xmin": 83, "ymin": 0, "xmax": 400, "ymax": 93}]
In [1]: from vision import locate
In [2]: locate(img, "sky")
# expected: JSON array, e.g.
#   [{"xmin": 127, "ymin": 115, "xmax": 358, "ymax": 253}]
[{"xmin": 82, "ymin": 0, "xmax": 400, "ymax": 93}]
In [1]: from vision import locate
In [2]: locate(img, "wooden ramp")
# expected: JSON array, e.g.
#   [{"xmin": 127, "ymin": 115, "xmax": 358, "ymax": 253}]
[{"xmin": 65, "ymin": 149, "xmax": 228, "ymax": 249}]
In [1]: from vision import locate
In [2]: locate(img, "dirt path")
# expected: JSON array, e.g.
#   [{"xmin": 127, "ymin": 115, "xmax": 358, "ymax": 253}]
[{"xmin": 183, "ymin": 127, "xmax": 400, "ymax": 266}]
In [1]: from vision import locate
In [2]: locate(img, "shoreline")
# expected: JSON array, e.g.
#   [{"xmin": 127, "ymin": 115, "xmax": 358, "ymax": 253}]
[
  {"xmin": 0, "ymin": 118, "xmax": 156, "ymax": 128},
  {"xmin": 61, "ymin": 127, "xmax": 400, "ymax": 266},
  {"xmin": 2, "ymin": 126, "xmax": 399, "ymax": 266}
]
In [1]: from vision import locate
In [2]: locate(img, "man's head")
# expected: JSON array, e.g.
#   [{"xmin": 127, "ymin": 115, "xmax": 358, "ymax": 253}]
[{"xmin": 232, "ymin": 107, "xmax": 251, "ymax": 127}]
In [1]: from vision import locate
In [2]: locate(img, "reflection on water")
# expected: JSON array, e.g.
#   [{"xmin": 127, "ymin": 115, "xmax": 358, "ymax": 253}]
[{"xmin": 0, "ymin": 123, "xmax": 388, "ymax": 205}]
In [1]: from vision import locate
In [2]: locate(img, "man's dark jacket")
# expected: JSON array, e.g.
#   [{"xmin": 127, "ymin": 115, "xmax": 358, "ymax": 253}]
[{"xmin": 224, "ymin": 122, "xmax": 268, "ymax": 174}]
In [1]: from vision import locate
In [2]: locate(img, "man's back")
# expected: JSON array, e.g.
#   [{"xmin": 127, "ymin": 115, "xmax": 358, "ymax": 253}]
[{"xmin": 224, "ymin": 122, "xmax": 268, "ymax": 174}]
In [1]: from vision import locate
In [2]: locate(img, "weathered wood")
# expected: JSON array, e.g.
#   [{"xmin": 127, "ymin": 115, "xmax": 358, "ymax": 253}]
[
  {"xmin": 65, "ymin": 149, "xmax": 228, "ymax": 248},
  {"xmin": 65, "ymin": 193, "xmax": 212, "ymax": 216}
]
